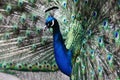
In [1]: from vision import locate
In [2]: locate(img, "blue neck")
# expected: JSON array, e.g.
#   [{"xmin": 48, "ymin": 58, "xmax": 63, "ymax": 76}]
[{"xmin": 52, "ymin": 21, "xmax": 72, "ymax": 76}]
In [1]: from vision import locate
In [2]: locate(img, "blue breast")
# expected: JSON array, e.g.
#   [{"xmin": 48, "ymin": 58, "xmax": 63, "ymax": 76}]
[{"xmin": 53, "ymin": 23, "xmax": 72, "ymax": 76}]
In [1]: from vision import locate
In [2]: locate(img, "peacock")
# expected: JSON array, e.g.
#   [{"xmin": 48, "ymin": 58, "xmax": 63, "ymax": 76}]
[{"xmin": 0, "ymin": 0, "xmax": 120, "ymax": 80}]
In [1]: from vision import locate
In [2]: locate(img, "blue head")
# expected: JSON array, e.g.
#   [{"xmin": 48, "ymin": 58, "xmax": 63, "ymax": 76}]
[{"xmin": 45, "ymin": 16, "xmax": 56, "ymax": 28}]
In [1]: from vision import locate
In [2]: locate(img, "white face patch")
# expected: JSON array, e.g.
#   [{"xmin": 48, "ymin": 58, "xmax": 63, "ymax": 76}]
[{"xmin": 51, "ymin": 20, "xmax": 54, "ymax": 27}]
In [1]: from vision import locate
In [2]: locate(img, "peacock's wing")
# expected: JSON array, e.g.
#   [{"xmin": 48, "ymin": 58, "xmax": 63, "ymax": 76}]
[
  {"xmin": 0, "ymin": 0, "xmax": 58, "ymax": 72},
  {"xmin": 49, "ymin": 0, "xmax": 120, "ymax": 80}
]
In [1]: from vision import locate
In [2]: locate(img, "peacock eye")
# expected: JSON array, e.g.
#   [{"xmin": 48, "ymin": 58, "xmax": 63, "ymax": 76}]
[
  {"xmin": 107, "ymin": 55, "xmax": 112, "ymax": 61},
  {"xmin": 24, "ymin": 63, "xmax": 27, "ymax": 66},
  {"xmin": 99, "ymin": 38, "xmax": 101, "ymax": 43},
  {"xmin": 63, "ymin": 3, "xmax": 66, "ymax": 6},
  {"xmin": 20, "ymin": 13, "xmax": 26, "ymax": 24},
  {"xmin": 20, "ymin": 2, "xmax": 22, "ymax": 5},
  {"xmin": 18, "ymin": 0, "xmax": 24, "ymax": 7},
  {"xmin": 84, "ymin": 0, "xmax": 88, "ymax": 4},
  {"xmin": 71, "ymin": 15, "xmax": 75, "ymax": 20},
  {"xmin": 114, "ymin": 31, "xmax": 119, "ymax": 38},
  {"xmin": 63, "ymin": 18, "xmax": 67, "ymax": 23},
  {"xmin": 6, "ymin": 4, "xmax": 12, "ymax": 12},
  {"xmin": 9, "ymin": 63, "xmax": 13, "ymax": 66},
  {"xmin": 63, "ymin": 2, "xmax": 67, "ymax": 8},
  {"xmin": 64, "ymin": 19, "xmax": 66, "ymax": 22},
  {"xmin": 33, "ymin": 15, "xmax": 36, "ymax": 19},
  {"xmin": 92, "ymin": 11, "xmax": 97, "ymax": 17},
  {"xmin": 98, "ymin": 37, "xmax": 103, "ymax": 46},
  {"xmin": 103, "ymin": 20, "xmax": 108, "ymax": 27},
  {"xmin": 4, "ymin": 65, "xmax": 6, "ymax": 68},
  {"xmin": 103, "ymin": 21, "xmax": 106, "ymax": 26},
  {"xmin": 90, "ymin": 50, "xmax": 94, "ymax": 55},
  {"xmin": 87, "ymin": 30, "xmax": 91, "ymax": 36}
]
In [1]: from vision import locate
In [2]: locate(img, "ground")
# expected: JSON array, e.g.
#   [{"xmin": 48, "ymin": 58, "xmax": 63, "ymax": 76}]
[{"xmin": 0, "ymin": 71, "xmax": 69, "ymax": 80}]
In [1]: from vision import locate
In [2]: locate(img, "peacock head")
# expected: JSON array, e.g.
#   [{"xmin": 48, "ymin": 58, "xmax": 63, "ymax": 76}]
[
  {"xmin": 45, "ymin": 6, "xmax": 59, "ymax": 28},
  {"xmin": 45, "ymin": 16, "xmax": 56, "ymax": 28}
]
